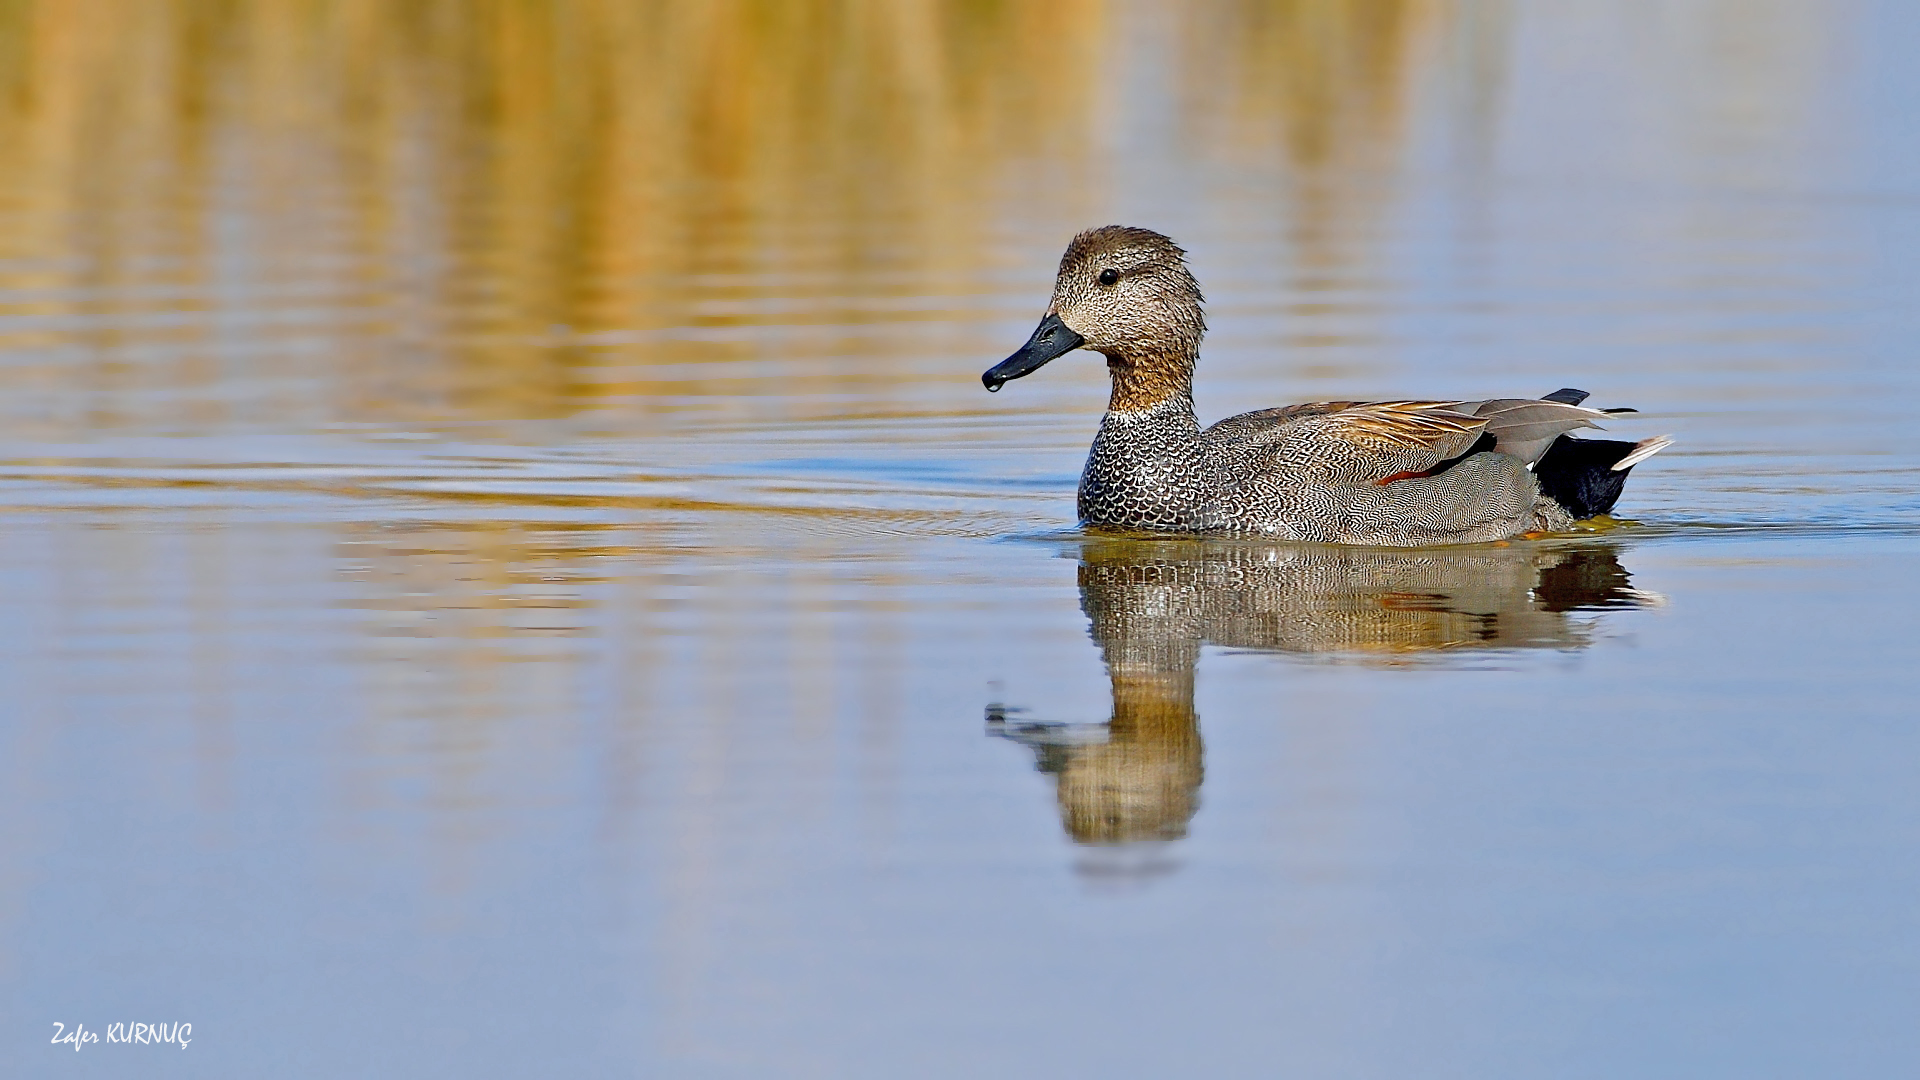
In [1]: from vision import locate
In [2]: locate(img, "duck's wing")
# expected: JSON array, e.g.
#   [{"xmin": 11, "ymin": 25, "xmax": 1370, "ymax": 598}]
[
  {"xmin": 1203, "ymin": 401, "xmax": 1367, "ymax": 441},
  {"xmin": 1460, "ymin": 398, "xmax": 1610, "ymax": 467},
  {"xmin": 1230, "ymin": 400, "xmax": 1494, "ymax": 484},
  {"xmin": 1211, "ymin": 397, "xmax": 1618, "ymax": 482}
]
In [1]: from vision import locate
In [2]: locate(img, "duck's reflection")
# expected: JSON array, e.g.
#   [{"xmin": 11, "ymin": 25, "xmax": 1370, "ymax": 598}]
[{"xmin": 989, "ymin": 538, "xmax": 1658, "ymax": 848}]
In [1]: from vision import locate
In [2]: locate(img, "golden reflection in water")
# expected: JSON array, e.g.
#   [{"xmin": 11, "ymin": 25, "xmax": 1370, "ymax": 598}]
[
  {"xmin": 1176, "ymin": 0, "xmax": 1435, "ymax": 303},
  {"xmin": 0, "ymin": 0, "xmax": 1446, "ymax": 435},
  {"xmin": 324, "ymin": 513, "xmax": 918, "ymax": 877},
  {"xmin": 991, "ymin": 538, "xmax": 1657, "ymax": 846},
  {"xmin": 331, "ymin": 520, "xmax": 632, "ymax": 895}
]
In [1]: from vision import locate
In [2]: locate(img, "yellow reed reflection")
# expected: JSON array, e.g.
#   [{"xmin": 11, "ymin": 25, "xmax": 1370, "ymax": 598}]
[
  {"xmin": 0, "ymin": 0, "xmax": 1444, "ymax": 437},
  {"xmin": 992, "ymin": 537, "xmax": 1658, "ymax": 846}
]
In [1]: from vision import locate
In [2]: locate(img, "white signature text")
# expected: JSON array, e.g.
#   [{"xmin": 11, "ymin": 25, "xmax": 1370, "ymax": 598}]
[{"xmin": 51, "ymin": 1021, "xmax": 191, "ymax": 1050}]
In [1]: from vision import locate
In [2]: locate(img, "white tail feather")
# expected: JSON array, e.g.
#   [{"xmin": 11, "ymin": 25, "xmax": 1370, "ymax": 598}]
[{"xmin": 1611, "ymin": 434, "xmax": 1674, "ymax": 471}]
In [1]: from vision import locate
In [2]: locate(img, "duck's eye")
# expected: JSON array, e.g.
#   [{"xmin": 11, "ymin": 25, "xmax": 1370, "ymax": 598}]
[{"xmin": 1097, "ymin": 268, "xmax": 1119, "ymax": 286}]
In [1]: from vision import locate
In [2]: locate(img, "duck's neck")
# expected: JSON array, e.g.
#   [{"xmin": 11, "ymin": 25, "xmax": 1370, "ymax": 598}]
[
  {"xmin": 1105, "ymin": 350, "xmax": 1197, "ymax": 416},
  {"xmin": 1078, "ymin": 351, "xmax": 1207, "ymax": 530}
]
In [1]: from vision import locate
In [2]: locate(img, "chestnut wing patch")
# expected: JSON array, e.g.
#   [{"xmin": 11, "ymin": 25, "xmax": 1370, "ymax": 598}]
[{"xmin": 1271, "ymin": 401, "xmax": 1493, "ymax": 484}]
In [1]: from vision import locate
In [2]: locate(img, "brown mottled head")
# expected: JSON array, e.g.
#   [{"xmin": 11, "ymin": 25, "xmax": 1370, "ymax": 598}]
[
  {"xmin": 1050, "ymin": 226, "xmax": 1205, "ymax": 362},
  {"xmin": 982, "ymin": 226, "xmax": 1207, "ymax": 412}
]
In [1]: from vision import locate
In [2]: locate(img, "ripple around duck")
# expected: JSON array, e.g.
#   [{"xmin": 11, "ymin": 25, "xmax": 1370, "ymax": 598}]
[
  {"xmin": 0, "ymin": 439, "xmax": 1069, "ymax": 542},
  {"xmin": 5, "ymin": 434, "xmax": 1915, "ymax": 551}
]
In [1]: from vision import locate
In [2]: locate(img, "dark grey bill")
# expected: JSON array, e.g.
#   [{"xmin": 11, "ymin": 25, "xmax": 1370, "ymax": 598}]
[{"xmin": 982, "ymin": 313, "xmax": 1085, "ymax": 391}]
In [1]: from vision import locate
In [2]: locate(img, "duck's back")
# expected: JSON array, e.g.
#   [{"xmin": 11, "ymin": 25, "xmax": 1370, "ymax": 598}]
[{"xmin": 1197, "ymin": 399, "xmax": 1580, "ymax": 544}]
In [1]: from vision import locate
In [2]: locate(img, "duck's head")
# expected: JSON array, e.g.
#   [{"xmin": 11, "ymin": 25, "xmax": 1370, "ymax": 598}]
[{"xmin": 983, "ymin": 226, "xmax": 1206, "ymax": 404}]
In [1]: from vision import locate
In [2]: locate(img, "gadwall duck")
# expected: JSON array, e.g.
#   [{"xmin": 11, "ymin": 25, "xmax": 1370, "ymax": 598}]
[{"xmin": 983, "ymin": 226, "xmax": 1672, "ymax": 546}]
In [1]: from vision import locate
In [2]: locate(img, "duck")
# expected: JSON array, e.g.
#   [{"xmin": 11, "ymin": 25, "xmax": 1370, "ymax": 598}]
[{"xmin": 982, "ymin": 225, "xmax": 1673, "ymax": 546}]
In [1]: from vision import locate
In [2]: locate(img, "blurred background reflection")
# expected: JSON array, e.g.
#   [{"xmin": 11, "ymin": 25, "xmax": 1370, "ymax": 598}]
[{"xmin": 0, "ymin": 0, "xmax": 1528, "ymax": 434}]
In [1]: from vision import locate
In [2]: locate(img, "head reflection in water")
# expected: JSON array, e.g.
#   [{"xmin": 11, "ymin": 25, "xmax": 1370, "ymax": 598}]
[{"xmin": 989, "ymin": 539, "xmax": 1658, "ymax": 849}]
